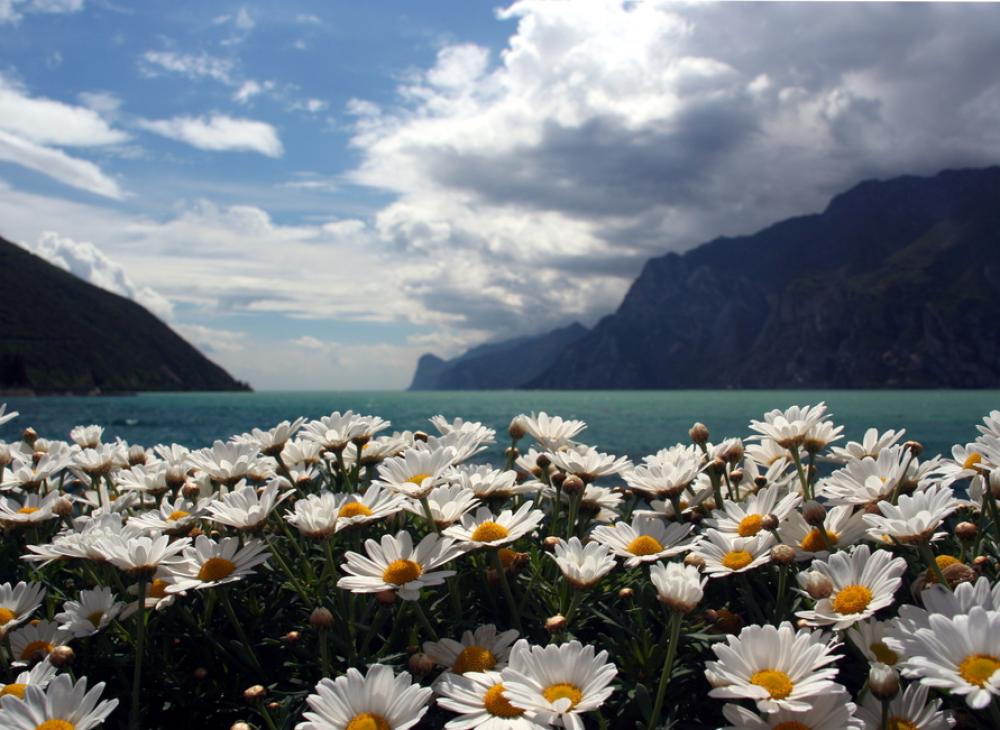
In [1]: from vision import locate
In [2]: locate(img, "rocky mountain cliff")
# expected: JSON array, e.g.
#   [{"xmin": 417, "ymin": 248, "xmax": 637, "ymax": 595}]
[
  {"xmin": 412, "ymin": 166, "xmax": 1000, "ymax": 389},
  {"xmin": 0, "ymin": 235, "xmax": 250, "ymax": 394}
]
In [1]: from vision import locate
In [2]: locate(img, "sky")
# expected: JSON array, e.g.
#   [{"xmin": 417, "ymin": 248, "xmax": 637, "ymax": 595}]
[{"xmin": 2, "ymin": 1, "xmax": 1000, "ymax": 390}]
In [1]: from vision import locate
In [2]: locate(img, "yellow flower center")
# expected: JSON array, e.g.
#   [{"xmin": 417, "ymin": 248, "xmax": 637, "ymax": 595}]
[
  {"xmin": 498, "ymin": 547, "xmax": 517, "ymax": 570},
  {"xmin": 887, "ymin": 718, "xmax": 918, "ymax": 730},
  {"xmin": 626, "ymin": 535, "xmax": 664, "ymax": 556},
  {"xmin": 483, "ymin": 683, "xmax": 523, "ymax": 717},
  {"xmin": 197, "ymin": 557, "xmax": 237, "ymax": 582},
  {"xmin": 17, "ymin": 506, "xmax": 39, "ymax": 514},
  {"xmin": 406, "ymin": 473, "xmax": 432, "ymax": 486},
  {"xmin": 149, "ymin": 579, "xmax": 169, "ymax": 599},
  {"xmin": 773, "ymin": 723, "xmax": 810, "ymax": 730},
  {"xmin": 750, "ymin": 669, "xmax": 794, "ymax": 700},
  {"xmin": 86, "ymin": 611, "xmax": 105, "ymax": 628},
  {"xmin": 959, "ymin": 654, "xmax": 1000, "ymax": 687},
  {"xmin": 721, "ymin": 550, "xmax": 753, "ymax": 570},
  {"xmin": 20, "ymin": 640, "xmax": 53, "ymax": 660},
  {"xmin": 382, "ymin": 559, "xmax": 423, "ymax": 585},
  {"xmin": 799, "ymin": 528, "xmax": 839, "ymax": 553},
  {"xmin": 871, "ymin": 641, "xmax": 899, "ymax": 665},
  {"xmin": 35, "ymin": 722, "xmax": 75, "ymax": 730},
  {"xmin": 0, "ymin": 607, "xmax": 17, "ymax": 624},
  {"xmin": 345, "ymin": 713, "xmax": 389, "ymax": 730},
  {"xmin": 963, "ymin": 452, "xmax": 983, "ymax": 470},
  {"xmin": 167, "ymin": 510, "xmax": 190, "ymax": 521},
  {"xmin": 338, "ymin": 502, "xmax": 373, "ymax": 518},
  {"xmin": 542, "ymin": 682, "xmax": 583, "ymax": 708},
  {"xmin": 831, "ymin": 584, "xmax": 874, "ymax": 615},
  {"xmin": 0, "ymin": 683, "xmax": 26, "ymax": 698},
  {"xmin": 452, "ymin": 645, "xmax": 497, "ymax": 674},
  {"xmin": 471, "ymin": 521, "xmax": 510, "ymax": 543},
  {"xmin": 927, "ymin": 555, "xmax": 961, "ymax": 583},
  {"xmin": 738, "ymin": 514, "xmax": 764, "ymax": 537}
]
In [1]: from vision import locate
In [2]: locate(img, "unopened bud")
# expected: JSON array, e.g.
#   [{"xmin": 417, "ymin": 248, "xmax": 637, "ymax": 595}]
[
  {"xmin": 713, "ymin": 608, "xmax": 743, "ymax": 635},
  {"xmin": 52, "ymin": 498, "xmax": 73, "ymax": 518},
  {"xmin": 543, "ymin": 536, "xmax": 561, "ymax": 551},
  {"xmin": 549, "ymin": 471, "xmax": 566, "ymax": 488},
  {"xmin": 562, "ymin": 475, "xmax": 585, "ymax": 495},
  {"xmin": 0, "ymin": 444, "xmax": 10, "ymax": 467},
  {"xmin": 942, "ymin": 562, "xmax": 977, "ymax": 588},
  {"xmin": 955, "ymin": 521, "xmax": 977, "ymax": 541},
  {"xmin": 535, "ymin": 453, "xmax": 551, "ymax": 470},
  {"xmin": 309, "ymin": 607, "xmax": 335, "ymax": 630},
  {"xmin": 21, "ymin": 427, "xmax": 38, "ymax": 446},
  {"xmin": 802, "ymin": 501, "xmax": 827, "ymax": 527},
  {"xmin": 869, "ymin": 663, "xmax": 900, "ymax": 700},
  {"xmin": 267, "ymin": 702, "xmax": 280, "ymax": 712},
  {"xmin": 545, "ymin": 614, "xmax": 568, "ymax": 633},
  {"xmin": 729, "ymin": 469, "xmax": 744, "ymax": 486},
  {"xmin": 689, "ymin": 422, "xmax": 710, "ymax": 446},
  {"xmin": 231, "ymin": 724, "xmax": 252, "ymax": 730},
  {"xmin": 413, "ymin": 431, "xmax": 428, "ymax": 443},
  {"xmin": 973, "ymin": 555, "xmax": 991, "ymax": 570},
  {"xmin": 761, "ymin": 514, "xmax": 779, "ymax": 531},
  {"xmin": 753, "ymin": 476, "xmax": 768, "ymax": 490},
  {"xmin": 904, "ymin": 440, "xmax": 923, "ymax": 457},
  {"xmin": 376, "ymin": 589, "xmax": 396, "ymax": 605},
  {"xmin": 508, "ymin": 417, "xmax": 527, "ymax": 441},
  {"xmin": 243, "ymin": 685, "xmax": 267, "ymax": 703},
  {"xmin": 193, "ymin": 667, "xmax": 208, "ymax": 680},
  {"xmin": 282, "ymin": 631, "xmax": 301, "ymax": 644},
  {"xmin": 801, "ymin": 570, "xmax": 834, "ymax": 600},
  {"xmin": 796, "ymin": 618, "xmax": 810, "ymax": 629},
  {"xmin": 990, "ymin": 470, "xmax": 1000, "ymax": 499},
  {"xmin": 408, "ymin": 653, "xmax": 435, "ymax": 675},
  {"xmin": 770, "ymin": 544, "xmax": 795, "ymax": 566},
  {"xmin": 48, "ymin": 645, "xmax": 74, "ymax": 668},
  {"xmin": 618, "ymin": 587, "xmax": 634, "ymax": 601},
  {"xmin": 684, "ymin": 553, "xmax": 706, "ymax": 570}
]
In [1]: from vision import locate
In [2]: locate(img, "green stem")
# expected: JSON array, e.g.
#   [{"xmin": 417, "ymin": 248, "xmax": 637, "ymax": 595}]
[
  {"xmin": 492, "ymin": 549, "xmax": 522, "ymax": 632},
  {"xmin": 259, "ymin": 703, "xmax": 279, "ymax": 730},
  {"xmin": 918, "ymin": 541, "xmax": 952, "ymax": 593},
  {"xmin": 790, "ymin": 447, "xmax": 810, "ymax": 499},
  {"xmin": 267, "ymin": 536, "xmax": 313, "ymax": 599},
  {"xmin": 984, "ymin": 489, "xmax": 1000, "ymax": 546},
  {"xmin": 773, "ymin": 564, "xmax": 789, "ymax": 626},
  {"xmin": 222, "ymin": 589, "xmax": 264, "ymax": 674},
  {"xmin": 989, "ymin": 698, "xmax": 1000, "ymax": 729},
  {"xmin": 420, "ymin": 497, "xmax": 440, "ymax": 533},
  {"xmin": 647, "ymin": 610, "xmax": 683, "ymax": 730},
  {"xmin": 564, "ymin": 589, "xmax": 585, "ymax": 627},
  {"xmin": 318, "ymin": 627, "xmax": 332, "ymax": 677},
  {"xmin": 565, "ymin": 491, "xmax": 581, "ymax": 539},
  {"xmin": 130, "ymin": 576, "xmax": 146, "ymax": 730},
  {"xmin": 411, "ymin": 599, "xmax": 439, "ymax": 642}
]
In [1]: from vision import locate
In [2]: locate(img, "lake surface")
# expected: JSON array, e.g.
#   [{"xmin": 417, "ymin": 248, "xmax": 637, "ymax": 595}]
[{"xmin": 1, "ymin": 390, "xmax": 997, "ymax": 460}]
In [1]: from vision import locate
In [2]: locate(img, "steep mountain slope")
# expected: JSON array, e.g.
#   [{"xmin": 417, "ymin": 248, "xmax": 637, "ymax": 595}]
[{"xmin": 0, "ymin": 235, "xmax": 250, "ymax": 394}]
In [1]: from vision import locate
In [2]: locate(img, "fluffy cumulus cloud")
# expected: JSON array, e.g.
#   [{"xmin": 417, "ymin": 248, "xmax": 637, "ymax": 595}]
[
  {"xmin": 346, "ymin": 0, "xmax": 1000, "ymax": 340},
  {"xmin": 138, "ymin": 114, "xmax": 283, "ymax": 157},
  {"xmin": 33, "ymin": 231, "xmax": 174, "ymax": 320}
]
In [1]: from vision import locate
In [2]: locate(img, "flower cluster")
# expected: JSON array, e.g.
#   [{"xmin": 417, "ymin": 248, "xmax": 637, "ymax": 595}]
[{"xmin": 0, "ymin": 402, "xmax": 998, "ymax": 729}]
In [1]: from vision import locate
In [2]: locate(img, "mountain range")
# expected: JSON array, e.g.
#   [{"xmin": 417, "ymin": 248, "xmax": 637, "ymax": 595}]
[
  {"xmin": 410, "ymin": 166, "xmax": 1000, "ymax": 389},
  {"xmin": 0, "ymin": 235, "xmax": 249, "ymax": 394}
]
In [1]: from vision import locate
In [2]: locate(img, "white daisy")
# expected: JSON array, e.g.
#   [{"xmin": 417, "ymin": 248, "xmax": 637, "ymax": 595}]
[
  {"xmin": 780, "ymin": 504, "xmax": 868, "ymax": 561},
  {"xmin": 128, "ymin": 494, "xmax": 205, "ymax": 534},
  {"xmin": 0, "ymin": 581, "xmax": 45, "ymax": 633},
  {"xmin": 423, "ymin": 624, "xmax": 520, "ymax": 675},
  {"xmin": 548, "ymin": 537, "xmax": 616, "ymax": 589},
  {"xmin": 187, "ymin": 440, "xmax": 266, "ymax": 485},
  {"xmin": 436, "ymin": 670, "xmax": 547, "ymax": 729},
  {"xmin": 0, "ymin": 493, "xmax": 60, "ymax": 527},
  {"xmin": 446, "ymin": 466, "xmax": 529, "ymax": 500},
  {"xmin": 294, "ymin": 664, "xmax": 431, "ymax": 730},
  {"xmin": 0, "ymin": 660, "xmax": 58, "ymax": 700},
  {"xmin": 233, "ymin": 417, "xmax": 306, "ymax": 456},
  {"xmin": 501, "ymin": 639, "xmax": 617, "ymax": 729},
  {"xmin": 376, "ymin": 447, "xmax": 456, "ymax": 499},
  {"xmin": 721, "ymin": 687, "xmax": 862, "ymax": 729},
  {"xmin": 748, "ymin": 403, "xmax": 830, "ymax": 450},
  {"xmin": 705, "ymin": 621, "xmax": 842, "ymax": 713},
  {"xmin": 695, "ymin": 528, "xmax": 775, "ymax": 577},
  {"xmin": 402, "ymin": 484, "xmax": 479, "ymax": 529},
  {"xmin": 430, "ymin": 416, "xmax": 496, "ymax": 446},
  {"xmin": 863, "ymin": 483, "xmax": 960, "ymax": 545},
  {"xmin": 828, "ymin": 427, "xmax": 906, "ymax": 463},
  {"xmin": 284, "ymin": 491, "xmax": 339, "ymax": 539},
  {"xmin": 893, "ymin": 576, "xmax": 1000, "ymax": 639},
  {"xmin": 444, "ymin": 503, "xmax": 544, "ymax": 549},
  {"xmin": 337, "ymin": 531, "xmax": 463, "ymax": 601},
  {"xmin": 817, "ymin": 446, "xmax": 911, "ymax": 505},
  {"xmin": 300, "ymin": 410, "xmax": 391, "ymax": 453},
  {"xmin": 332, "ymin": 484, "xmax": 407, "ymax": 531},
  {"xmin": 94, "ymin": 533, "xmax": 191, "ymax": 577},
  {"xmin": 69, "ymin": 425, "xmax": 103, "ymax": 448},
  {"xmin": 7, "ymin": 620, "xmax": 70, "ymax": 666},
  {"xmin": 205, "ymin": 478, "xmax": 291, "ymax": 532},
  {"xmin": 162, "ymin": 535, "xmax": 270, "ymax": 592},
  {"xmin": 0, "ymin": 673, "xmax": 118, "ymax": 729},
  {"xmin": 517, "ymin": 412, "xmax": 587, "ymax": 451},
  {"xmin": 795, "ymin": 545, "xmax": 906, "ymax": 630},
  {"xmin": 547, "ymin": 445, "xmax": 631, "ymax": 483},
  {"xmin": 54, "ymin": 586, "xmax": 125, "ymax": 638},
  {"xmin": 649, "ymin": 561, "xmax": 705, "ymax": 614},
  {"xmin": 846, "ymin": 618, "xmax": 905, "ymax": 667},
  {"xmin": 706, "ymin": 484, "xmax": 801, "ymax": 538},
  {"xmin": 856, "ymin": 681, "xmax": 955, "ymax": 730},
  {"xmin": 115, "ymin": 463, "xmax": 169, "ymax": 497},
  {"xmin": 590, "ymin": 516, "xmax": 695, "ymax": 568}
]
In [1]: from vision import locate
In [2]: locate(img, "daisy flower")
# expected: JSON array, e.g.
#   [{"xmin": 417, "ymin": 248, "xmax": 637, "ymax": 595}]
[
  {"xmin": 69, "ymin": 424, "xmax": 103, "ymax": 448},
  {"xmin": 436, "ymin": 670, "xmax": 547, "ymax": 729},
  {"xmin": 430, "ymin": 416, "xmax": 497, "ymax": 445},
  {"xmin": 444, "ymin": 503, "xmax": 544, "ymax": 549},
  {"xmin": 115, "ymin": 463, "xmax": 169, "ymax": 497},
  {"xmin": 402, "ymin": 484, "xmax": 479, "ymax": 529},
  {"xmin": 590, "ymin": 516, "xmax": 695, "ymax": 568},
  {"xmin": 333, "ymin": 484, "xmax": 407, "ymax": 531},
  {"xmin": 7, "ymin": 620, "xmax": 70, "ymax": 666},
  {"xmin": 896, "ymin": 606, "xmax": 1000, "ymax": 709},
  {"xmin": 893, "ymin": 576, "xmax": 1000, "ymax": 639},
  {"xmin": 517, "ymin": 412, "xmax": 587, "ymax": 451},
  {"xmin": 705, "ymin": 622, "xmax": 842, "ymax": 713},
  {"xmin": 846, "ymin": 618, "xmax": 905, "ymax": 667},
  {"xmin": 500, "ymin": 639, "xmax": 616, "ymax": 728},
  {"xmin": 0, "ymin": 581, "xmax": 45, "ymax": 633},
  {"xmin": 0, "ymin": 493, "xmax": 60, "ymax": 527},
  {"xmin": 855, "ymin": 681, "xmax": 954, "ymax": 730},
  {"xmin": 748, "ymin": 403, "xmax": 830, "ymax": 450},
  {"xmin": 780, "ymin": 504, "xmax": 868, "ymax": 561},
  {"xmin": 187, "ymin": 440, "xmax": 265, "ymax": 486},
  {"xmin": 862, "ymin": 483, "xmax": 960, "ymax": 545},
  {"xmin": 162, "ymin": 535, "xmax": 270, "ymax": 593},
  {"xmin": 622, "ymin": 458, "xmax": 701, "ymax": 500},
  {"xmin": 423, "ymin": 624, "xmax": 520, "ymax": 675},
  {"xmin": 547, "ymin": 446, "xmax": 631, "ymax": 483},
  {"xmin": 695, "ymin": 528, "xmax": 775, "ymax": 577},
  {"xmin": 446, "ymin": 466, "xmax": 529, "ymax": 500},
  {"xmin": 120, "ymin": 575, "xmax": 180, "ymax": 618},
  {"xmin": 649, "ymin": 561, "xmax": 705, "ymax": 614},
  {"xmin": 205, "ymin": 479, "xmax": 291, "ymax": 532},
  {"xmin": 0, "ymin": 660, "xmax": 58, "ymax": 700},
  {"xmin": 0, "ymin": 673, "xmax": 118, "ymax": 730},
  {"xmin": 419, "ymin": 431, "xmax": 490, "ymax": 465},
  {"xmin": 337, "ymin": 531, "xmax": 463, "ymax": 600},
  {"xmin": 376, "ymin": 447, "xmax": 456, "ymax": 499},
  {"xmin": 128, "ymin": 494, "xmax": 205, "ymax": 534},
  {"xmin": 233, "ymin": 417, "xmax": 306, "ymax": 456},
  {"xmin": 721, "ymin": 688, "xmax": 862, "ymax": 730},
  {"xmin": 285, "ymin": 491, "xmax": 339, "ymax": 539},
  {"xmin": 706, "ymin": 484, "xmax": 801, "ymax": 538},
  {"xmin": 0, "ymin": 403, "xmax": 19, "ymax": 427},
  {"xmin": 548, "ymin": 537, "xmax": 616, "ymax": 589},
  {"xmin": 295, "ymin": 664, "xmax": 431, "ymax": 730},
  {"xmin": 796, "ymin": 545, "xmax": 906, "ymax": 630},
  {"xmin": 54, "ymin": 586, "xmax": 125, "ymax": 638},
  {"xmin": 94, "ymin": 533, "xmax": 191, "ymax": 577},
  {"xmin": 300, "ymin": 410, "xmax": 391, "ymax": 453}
]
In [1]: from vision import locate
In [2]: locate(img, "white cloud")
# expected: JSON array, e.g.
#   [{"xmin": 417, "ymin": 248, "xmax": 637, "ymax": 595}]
[
  {"xmin": 0, "ymin": 129, "xmax": 125, "ymax": 198},
  {"xmin": 174, "ymin": 323, "xmax": 245, "ymax": 354},
  {"xmin": 1, "ymin": 0, "xmax": 84, "ymax": 24},
  {"xmin": 77, "ymin": 91, "xmax": 122, "ymax": 116},
  {"xmin": 234, "ymin": 6, "xmax": 253, "ymax": 31},
  {"xmin": 139, "ymin": 50, "xmax": 235, "ymax": 85},
  {"xmin": 0, "ymin": 76, "xmax": 128, "ymax": 147},
  {"xmin": 233, "ymin": 80, "xmax": 265, "ymax": 104},
  {"xmin": 289, "ymin": 98, "xmax": 328, "ymax": 114},
  {"xmin": 138, "ymin": 114, "xmax": 283, "ymax": 157},
  {"xmin": 33, "ymin": 231, "xmax": 173, "ymax": 320}
]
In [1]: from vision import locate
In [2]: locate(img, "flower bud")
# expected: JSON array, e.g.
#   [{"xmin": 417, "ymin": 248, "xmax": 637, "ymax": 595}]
[
  {"xmin": 545, "ymin": 614, "xmax": 568, "ymax": 633},
  {"xmin": 973, "ymin": 555, "xmax": 991, "ymax": 570},
  {"xmin": 955, "ymin": 521, "xmax": 977, "ymax": 541},
  {"xmin": 801, "ymin": 570, "xmax": 834, "ymax": 600},
  {"xmin": 689, "ymin": 422, "xmax": 710, "ymax": 446},
  {"xmin": 868, "ymin": 663, "xmax": 900, "ymax": 700},
  {"xmin": 753, "ymin": 476, "xmax": 768, "ymax": 490},
  {"xmin": 562, "ymin": 475, "xmax": 585, "ymax": 495},
  {"xmin": 770, "ymin": 544, "xmax": 795, "ymax": 566},
  {"xmin": 267, "ymin": 702, "xmax": 281, "ymax": 712},
  {"xmin": 231, "ymin": 724, "xmax": 252, "ymax": 730},
  {"xmin": 801, "ymin": 500, "xmax": 827, "ymax": 527},
  {"xmin": 165, "ymin": 465, "xmax": 187, "ymax": 491},
  {"xmin": 413, "ymin": 431, "xmax": 428, "ymax": 443},
  {"xmin": 309, "ymin": 607, "xmax": 335, "ymax": 630},
  {"xmin": 282, "ymin": 631, "xmax": 301, "ymax": 644},
  {"xmin": 128, "ymin": 444, "xmax": 148, "ymax": 466},
  {"xmin": 0, "ymin": 444, "xmax": 10, "ymax": 467},
  {"xmin": 21, "ymin": 427, "xmax": 38, "ymax": 447},
  {"xmin": 543, "ymin": 536, "xmax": 561, "ymax": 551},
  {"xmin": 193, "ymin": 667, "xmax": 208, "ymax": 680},
  {"xmin": 243, "ymin": 685, "xmax": 267, "ymax": 703},
  {"xmin": 408, "ymin": 653, "xmax": 435, "ymax": 675},
  {"xmin": 729, "ymin": 469, "xmax": 744, "ymax": 486},
  {"xmin": 942, "ymin": 562, "xmax": 977, "ymax": 588},
  {"xmin": 549, "ymin": 471, "xmax": 566, "ymax": 488},
  {"xmin": 618, "ymin": 587, "xmax": 634, "ymax": 601},
  {"xmin": 508, "ymin": 417, "xmax": 527, "ymax": 441},
  {"xmin": 904, "ymin": 440, "xmax": 923, "ymax": 457},
  {"xmin": 48, "ymin": 645, "xmax": 75, "ymax": 668},
  {"xmin": 990, "ymin": 470, "xmax": 1000, "ymax": 499},
  {"xmin": 535, "ymin": 453, "xmax": 551, "ymax": 470},
  {"xmin": 52, "ymin": 498, "xmax": 73, "ymax": 518},
  {"xmin": 761, "ymin": 514, "xmax": 779, "ymax": 531},
  {"xmin": 713, "ymin": 608, "xmax": 743, "ymax": 635},
  {"xmin": 375, "ymin": 589, "xmax": 397, "ymax": 605},
  {"xmin": 684, "ymin": 553, "xmax": 706, "ymax": 570}
]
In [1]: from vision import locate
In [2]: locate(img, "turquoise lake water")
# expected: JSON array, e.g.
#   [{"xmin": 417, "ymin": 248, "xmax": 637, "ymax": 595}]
[{"xmin": 1, "ymin": 390, "xmax": 998, "ymax": 461}]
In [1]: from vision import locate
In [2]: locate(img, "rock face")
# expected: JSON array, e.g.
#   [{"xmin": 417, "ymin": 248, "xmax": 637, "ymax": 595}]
[
  {"xmin": 409, "ymin": 323, "xmax": 588, "ymax": 390},
  {"xmin": 0, "ymin": 234, "xmax": 251, "ymax": 394},
  {"xmin": 529, "ymin": 166, "xmax": 1000, "ymax": 388}
]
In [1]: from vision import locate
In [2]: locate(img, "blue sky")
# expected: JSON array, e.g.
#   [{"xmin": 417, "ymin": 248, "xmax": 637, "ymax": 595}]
[{"xmin": 2, "ymin": 1, "xmax": 1000, "ymax": 389}]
